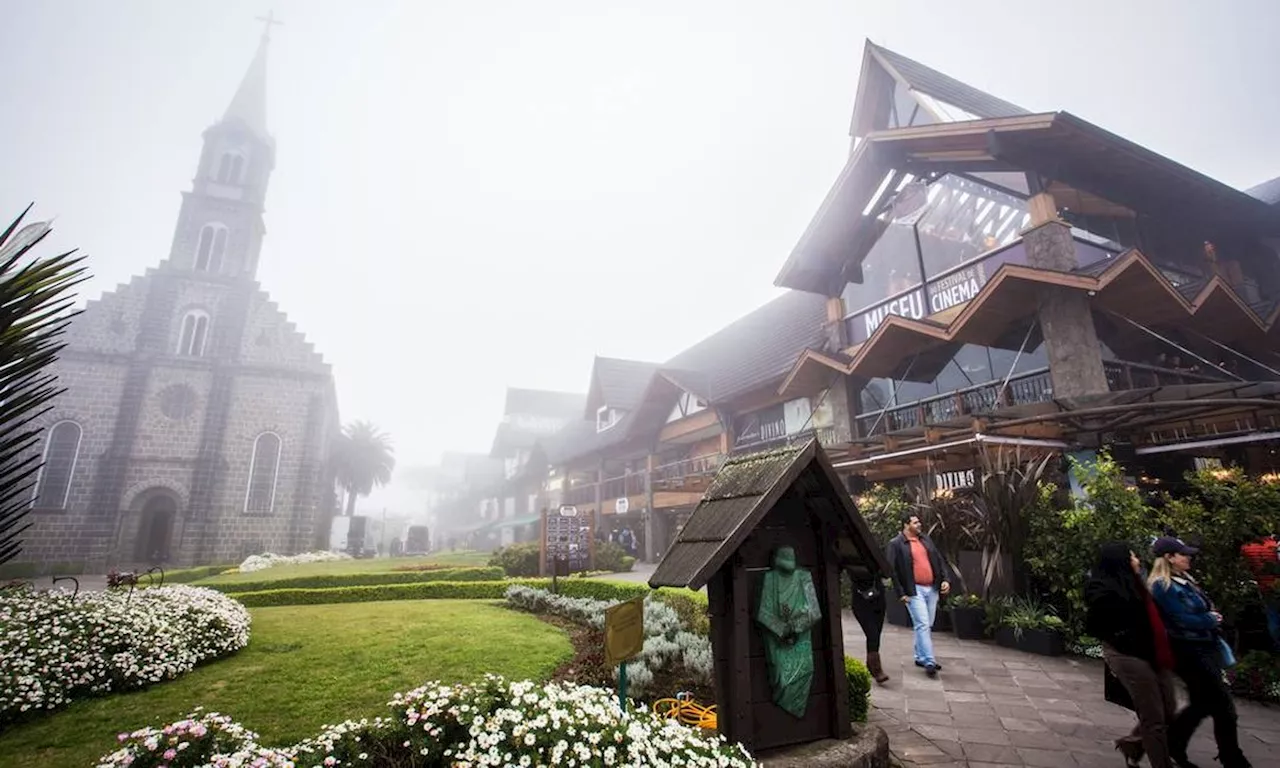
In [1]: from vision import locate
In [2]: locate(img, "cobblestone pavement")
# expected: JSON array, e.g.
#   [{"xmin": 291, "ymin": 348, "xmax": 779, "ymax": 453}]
[{"xmin": 844, "ymin": 613, "xmax": 1280, "ymax": 767}]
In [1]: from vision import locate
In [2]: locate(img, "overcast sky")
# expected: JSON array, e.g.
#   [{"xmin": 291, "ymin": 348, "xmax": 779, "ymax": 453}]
[{"xmin": 3, "ymin": 1, "xmax": 1278, "ymax": 509}]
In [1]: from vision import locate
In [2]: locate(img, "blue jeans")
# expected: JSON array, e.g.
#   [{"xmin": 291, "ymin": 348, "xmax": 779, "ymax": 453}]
[{"xmin": 906, "ymin": 584, "xmax": 939, "ymax": 666}]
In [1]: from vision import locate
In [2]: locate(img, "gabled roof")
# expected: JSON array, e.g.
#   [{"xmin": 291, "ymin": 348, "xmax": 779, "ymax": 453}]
[
  {"xmin": 648, "ymin": 441, "xmax": 889, "ymax": 590},
  {"xmin": 1248, "ymin": 176, "xmax": 1280, "ymax": 206},
  {"xmin": 850, "ymin": 40, "xmax": 1028, "ymax": 140},
  {"xmin": 502, "ymin": 388, "xmax": 585, "ymax": 418},
  {"xmin": 584, "ymin": 357, "xmax": 661, "ymax": 417},
  {"xmin": 664, "ymin": 290, "xmax": 829, "ymax": 402}
]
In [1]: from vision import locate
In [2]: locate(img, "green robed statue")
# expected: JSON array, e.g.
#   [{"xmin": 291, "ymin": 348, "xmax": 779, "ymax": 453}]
[{"xmin": 755, "ymin": 546, "xmax": 823, "ymax": 718}]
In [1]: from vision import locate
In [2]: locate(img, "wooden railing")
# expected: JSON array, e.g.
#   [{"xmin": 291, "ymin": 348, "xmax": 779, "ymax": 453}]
[
  {"xmin": 855, "ymin": 368, "xmax": 1054, "ymax": 439},
  {"xmin": 1103, "ymin": 360, "xmax": 1229, "ymax": 390},
  {"xmin": 556, "ymin": 453, "xmax": 727, "ymax": 508},
  {"xmin": 730, "ymin": 425, "xmax": 840, "ymax": 455}
]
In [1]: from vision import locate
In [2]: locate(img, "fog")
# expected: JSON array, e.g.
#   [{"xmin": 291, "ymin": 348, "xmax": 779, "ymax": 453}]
[{"xmin": 2, "ymin": 0, "xmax": 1277, "ymax": 511}]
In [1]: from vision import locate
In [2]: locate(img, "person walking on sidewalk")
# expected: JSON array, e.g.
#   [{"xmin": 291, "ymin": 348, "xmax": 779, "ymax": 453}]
[
  {"xmin": 885, "ymin": 512, "xmax": 950, "ymax": 677},
  {"xmin": 1085, "ymin": 542, "xmax": 1178, "ymax": 768},
  {"xmin": 1150, "ymin": 536, "xmax": 1252, "ymax": 768},
  {"xmin": 848, "ymin": 566, "xmax": 890, "ymax": 685}
]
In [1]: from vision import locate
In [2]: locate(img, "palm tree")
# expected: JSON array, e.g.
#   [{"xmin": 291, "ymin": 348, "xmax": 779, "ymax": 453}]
[
  {"xmin": 0, "ymin": 206, "xmax": 89, "ymax": 566},
  {"xmin": 332, "ymin": 420, "xmax": 395, "ymax": 517}
]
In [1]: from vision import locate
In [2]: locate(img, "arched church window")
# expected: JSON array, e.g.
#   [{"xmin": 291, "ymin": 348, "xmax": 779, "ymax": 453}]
[
  {"xmin": 216, "ymin": 153, "xmax": 245, "ymax": 185},
  {"xmin": 194, "ymin": 224, "xmax": 228, "ymax": 273},
  {"xmin": 244, "ymin": 432, "xmax": 281, "ymax": 515},
  {"xmin": 177, "ymin": 310, "xmax": 210, "ymax": 357},
  {"xmin": 33, "ymin": 421, "xmax": 82, "ymax": 509}
]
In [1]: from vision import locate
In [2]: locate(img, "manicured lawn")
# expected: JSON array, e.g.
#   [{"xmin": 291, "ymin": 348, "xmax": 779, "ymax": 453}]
[
  {"xmin": 0, "ymin": 600, "xmax": 571, "ymax": 768},
  {"xmin": 195, "ymin": 550, "xmax": 493, "ymax": 585}
]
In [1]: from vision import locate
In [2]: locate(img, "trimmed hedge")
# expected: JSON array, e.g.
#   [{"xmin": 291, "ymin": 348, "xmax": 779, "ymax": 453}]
[
  {"xmin": 231, "ymin": 578, "xmax": 656, "ymax": 608},
  {"xmin": 164, "ymin": 564, "xmax": 238, "ymax": 584},
  {"xmin": 844, "ymin": 655, "xmax": 873, "ymax": 722},
  {"xmin": 205, "ymin": 566, "xmax": 503, "ymax": 594}
]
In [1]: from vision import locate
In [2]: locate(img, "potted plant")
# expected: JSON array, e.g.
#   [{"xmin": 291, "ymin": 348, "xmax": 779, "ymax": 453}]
[
  {"xmin": 996, "ymin": 596, "xmax": 1066, "ymax": 656},
  {"xmin": 948, "ymin": 593, "xmax": 986, "ymax": 639}
]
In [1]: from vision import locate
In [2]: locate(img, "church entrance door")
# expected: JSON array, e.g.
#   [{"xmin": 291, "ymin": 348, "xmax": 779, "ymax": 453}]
[{"xmin": 135, "ymin": 494, "xmax": 177, "ymax": 564}]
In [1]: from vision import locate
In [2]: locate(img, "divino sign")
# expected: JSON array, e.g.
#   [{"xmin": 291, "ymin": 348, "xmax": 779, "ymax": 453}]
[{"xmin": 846, "ymin": 243, "xmax": 1029, "ymax": 345}]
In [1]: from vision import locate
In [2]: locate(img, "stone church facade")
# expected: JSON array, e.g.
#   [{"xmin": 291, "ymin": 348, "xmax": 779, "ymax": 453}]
[{"xmin": 17, "ymin": 32, "xmax": 339, "ymax": 571}]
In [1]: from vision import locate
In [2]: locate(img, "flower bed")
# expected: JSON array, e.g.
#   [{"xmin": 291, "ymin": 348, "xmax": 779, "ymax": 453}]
[
  {"xmin": 97, "ymin": 675, "xmax": 756, "ymax": 767},
  {"xmin": 238, "ymin": 551, "xmax": 352, "ymax": 573},
  {"xmin": 229, "ymin": 577, "xmax": 663, "ymax": 608},
  {"xmin": 505, "ymin": 585, "xmax": 712, "ymax": 698},
  {"xmin": 1, "ymin": 585, "xmax": 250, "ymax": 724}
]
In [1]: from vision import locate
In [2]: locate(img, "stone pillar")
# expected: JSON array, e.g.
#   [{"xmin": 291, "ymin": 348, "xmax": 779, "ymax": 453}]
[
  {"xmin": 825, "ymin": 375, "xmax": 860, "ymax": 444},
  {"xmin": 1022, "ymin": 219, "xmax": 1110, "ymax": 399}
]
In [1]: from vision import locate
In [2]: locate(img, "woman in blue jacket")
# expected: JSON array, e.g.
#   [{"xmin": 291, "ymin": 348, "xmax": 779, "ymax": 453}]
[{"xmin": 1148, "ymin": 537, "xmax": 1251, "ymax": 768}]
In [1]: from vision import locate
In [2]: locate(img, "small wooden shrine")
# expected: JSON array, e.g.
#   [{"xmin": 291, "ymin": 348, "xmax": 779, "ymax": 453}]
[{"xmin": 649, "ymin": 440, "xmax": 888, "ymax": 753}]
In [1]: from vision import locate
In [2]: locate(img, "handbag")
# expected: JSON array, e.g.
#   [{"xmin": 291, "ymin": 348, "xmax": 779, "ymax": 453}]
[{"xmin": 1217, "ymin": 636, "xmax": 1237, "ymax": 668}]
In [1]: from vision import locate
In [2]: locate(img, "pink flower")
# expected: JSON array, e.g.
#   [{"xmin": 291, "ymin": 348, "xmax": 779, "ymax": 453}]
[{"xmin": 164, "ymin": 749, "xmax": 177, "ymax": 759}]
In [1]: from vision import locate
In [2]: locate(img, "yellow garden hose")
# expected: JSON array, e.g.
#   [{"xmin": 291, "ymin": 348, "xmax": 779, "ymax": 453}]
[{"xmin": 653, "ymin": 692, "xmax": 718, "ymax": 730}]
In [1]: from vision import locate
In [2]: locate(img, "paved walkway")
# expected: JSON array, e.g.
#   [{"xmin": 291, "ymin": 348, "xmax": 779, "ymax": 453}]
[{"xmin": 845, "ymin": 615, "xmax": 1280, "ymax": 767}]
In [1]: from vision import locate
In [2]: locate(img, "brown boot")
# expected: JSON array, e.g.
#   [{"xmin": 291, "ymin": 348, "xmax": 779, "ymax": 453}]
[{"xmin": 866, "ymin": 652, "xmax": 889, "ymax": 684}]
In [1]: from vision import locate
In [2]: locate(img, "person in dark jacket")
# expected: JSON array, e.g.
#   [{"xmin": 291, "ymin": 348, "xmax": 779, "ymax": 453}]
[
  {"xmin": 885, "ymin": 512, "xmax": 950, "ymax": 677},
  {"xmin": 1085, "ymin": 542, "xmax": 1178, "ymax": 768},
  {"xmin": 848, "ymin": 566, "xmax": 889, "ymax": 684},
  {"xmin": 1149, "ymin": 537, "xmax": 1252, "ymax": 768}
]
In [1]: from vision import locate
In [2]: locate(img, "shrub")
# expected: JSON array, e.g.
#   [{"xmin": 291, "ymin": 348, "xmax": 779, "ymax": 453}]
[
  {"xmin": 505, "ymin": 585, "xmax": 713, "ymax": 698},
  {"xmin": 595, "ymin": 540, "xmax": 635, "ymax": 572},
  {"xmin": 654, "ymin": 587, "xmax": 711, "ymax": 636},
  {"xmin": 1023, "ymin": 452, "xmax": 1158, "ymax": 638},
  {"xmin": 98, "ymin": 675, "xmax": 755, "ymax": 767},
  {"xmin": 1157, "ymin": 469, "xmax": 1280, "ymax": 624},
  {"xmin": 1227, "ymin": 651, "xmax": 1280, "ymax": 703},
  {"xmin": 228, "ymin": 578, "xmax": 651, "ymax": 608},
  {"xmin": 238, "ymin": 551, "xmax": 352, "ymax": 573},
  {"xmin": 843, "ymin": 655, "xmax": 872, "ymax": 722},
  {"xmin": 488, "ymin": 542, "xmax": 541, "ymax": 577},
  {"xmin": 207, "ymin": 566, "xmax": 503, "ymax": 593},
  {"xmin": 163, "ymin": 564, "xmax": 237, "ymax": 584},
  {"xmin": 0, "ymin": 585, "xmax": 250, "ymax": 724}
]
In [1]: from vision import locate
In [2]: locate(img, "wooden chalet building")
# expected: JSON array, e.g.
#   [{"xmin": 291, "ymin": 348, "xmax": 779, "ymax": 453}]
[
  {"xmin": 771, "ymin": 41, "xmax": 1280, "ymax": 486},
  {"xmin": 540, "ymin": 293, "xmax": 846, "ymax": 562}
]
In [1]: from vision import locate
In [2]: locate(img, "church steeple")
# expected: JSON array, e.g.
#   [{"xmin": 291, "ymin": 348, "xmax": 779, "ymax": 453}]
[
  {"xmin": 223, "ymin": 31, "xmax": 270, "ymax": 139},
  {"xmin": 165, "ymin": 18, "xmax": 280, "ymax": 280}
]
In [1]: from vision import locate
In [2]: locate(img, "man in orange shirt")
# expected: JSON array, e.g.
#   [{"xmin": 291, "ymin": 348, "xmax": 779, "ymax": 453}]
[
  {"xmin": 1241, "ymin": 533, "xmax": 1279, "ymax": 649},
  {"xmin": 886, "ymin": 512, "xmax": 951, "ymax": 677}
]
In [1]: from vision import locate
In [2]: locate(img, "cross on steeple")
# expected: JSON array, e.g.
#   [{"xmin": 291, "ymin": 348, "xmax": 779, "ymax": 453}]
[{"xmin": 255, "ymin": 10, "xmax": 283, "ymax": 41}]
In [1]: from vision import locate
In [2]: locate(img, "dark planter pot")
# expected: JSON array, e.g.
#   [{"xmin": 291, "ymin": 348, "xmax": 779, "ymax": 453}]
[
  {"xmin": 887, "ymin": 600, "xmax": 912, "ymax": 628},
  {"xmin": 952, "ymin": 606, "xmax": 986, "ymax": 640},
  {"xmin": 1018, "ymin": 628, "xmax": 1065, "ymax": 657},
  {"xmin": 932, "ymin": 608, "xmax": 952, "ymax": 633},
  {"xmin": 996, "ymin": 626, "xmax": 1065, "ymax": 656}
]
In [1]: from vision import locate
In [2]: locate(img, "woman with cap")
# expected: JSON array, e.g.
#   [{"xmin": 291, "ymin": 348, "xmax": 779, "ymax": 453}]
[
  {"xmin": 1149, "ymin": 536, "xmax": 1252, "ymax": 768},
  {"xmin": 1085, "ymin": 542, "xmax": 1177, "ymax": 768}
]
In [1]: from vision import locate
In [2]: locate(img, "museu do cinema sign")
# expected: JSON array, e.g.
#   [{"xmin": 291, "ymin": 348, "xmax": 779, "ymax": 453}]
[{"xmin": 846, "ymin": 242, "xmax": 1029, "ymax": 345}]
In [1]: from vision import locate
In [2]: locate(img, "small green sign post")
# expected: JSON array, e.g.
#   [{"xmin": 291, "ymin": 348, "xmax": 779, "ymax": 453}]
[{"xmin": 604, "ymin": 596, "xmax": 645, "ymax": 712}]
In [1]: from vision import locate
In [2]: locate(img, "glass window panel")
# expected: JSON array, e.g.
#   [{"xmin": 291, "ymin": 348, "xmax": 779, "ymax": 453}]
[
  {"xmin": 840, "ymin": 220, "xmax": 921, "ymax": 314},
  {"xmin": 917, "ymin": 175, "xmax": 1028, "ymax": 278}
]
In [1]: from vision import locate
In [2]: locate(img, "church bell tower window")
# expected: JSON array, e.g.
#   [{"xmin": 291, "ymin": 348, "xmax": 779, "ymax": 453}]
[
  {"xmin": 216, "ymin": 153, "xmax": 245, "ymax": 185},
  {"xmin": 194, "ymin": 224, "xmax": 228, "ymax": 273},
  {"xmin": 177, "ymin": 310, "xmax": 211, "ymax": 357}
]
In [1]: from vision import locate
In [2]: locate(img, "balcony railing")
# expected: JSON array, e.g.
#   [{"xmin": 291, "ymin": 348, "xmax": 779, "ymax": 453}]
[
  {"xmin": 730, "ymin": 425, "xmax": 840, "ymax": 455},
  {"xmin": 855, "ymin": 368, "xmax": 1054, "ymax": 439},
  {"xmin": 1103, "ymin": 360, "xmax": 1229, "ymax": 390},
  {"xmin": 555, "ymin": 453, "xmax": 727, "ymax": 509}
]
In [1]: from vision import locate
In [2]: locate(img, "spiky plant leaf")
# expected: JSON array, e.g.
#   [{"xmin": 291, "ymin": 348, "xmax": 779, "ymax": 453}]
[{"xmin": 0, "ymin": 206, "xmax": 88, "ymax": 566}]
